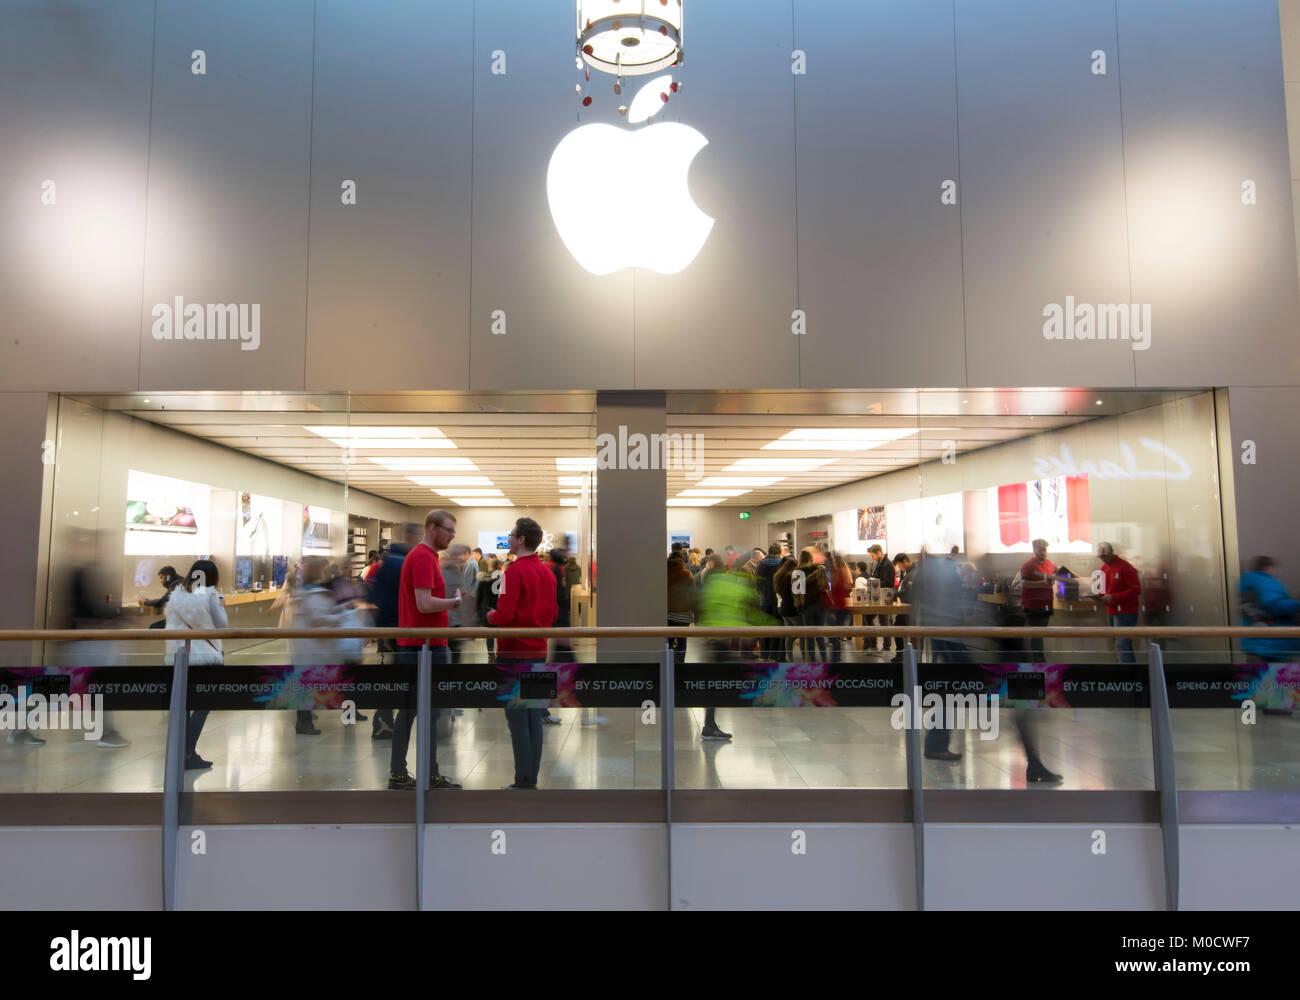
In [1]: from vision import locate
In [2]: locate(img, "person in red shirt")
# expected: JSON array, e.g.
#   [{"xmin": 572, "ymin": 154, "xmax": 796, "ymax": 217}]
[
  {"xmin": 1019, "ymin": 538, "xmax": 1058, "ymax": 663},
  {"xmin": 487, "ymin": 517, "xmax": 558, "ymax": 789},
  {"xmin": 389, "ymin": 510, "xmax": 463, "ymax": 791},
  {"xmin": 1093, "ymin": 542, "xmax": 1142, "ymax": 664}
]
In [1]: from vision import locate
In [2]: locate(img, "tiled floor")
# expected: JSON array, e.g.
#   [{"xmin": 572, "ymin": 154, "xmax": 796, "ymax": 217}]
[{"xmin": 1, "ymin": 638, "xmax": 1296, "ymax": 793}]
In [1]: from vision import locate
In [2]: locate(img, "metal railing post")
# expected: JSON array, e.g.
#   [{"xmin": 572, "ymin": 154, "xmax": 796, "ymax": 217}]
[
  {"xmin": 415, "ymin": 641, "xmax": 432, "ymax": 911},
  {"xmin": 661, "ymin": 641, "xmax": 676, "ymax": 912},
  {"xmin": 1147, "ymin": 643, "xmax": 1180, "ymax": 911},
  {"xmin": 162, "ymin": 640, "xmax": 189, "ymax": 912},
  {"xmin": 902, "ymin": 641, "xmax": 925, "ymax": 911}
]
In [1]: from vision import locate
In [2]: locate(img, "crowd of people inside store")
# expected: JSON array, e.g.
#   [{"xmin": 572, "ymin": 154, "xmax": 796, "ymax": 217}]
[{"xmin": 26, "ymin": 511, "xmax": 1300, "ymax": 791}]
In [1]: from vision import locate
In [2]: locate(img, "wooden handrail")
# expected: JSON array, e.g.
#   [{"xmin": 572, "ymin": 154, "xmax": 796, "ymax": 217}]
[{"xmin": 0, "ymin": 626, "xmax": 1293, "ymax": 642}]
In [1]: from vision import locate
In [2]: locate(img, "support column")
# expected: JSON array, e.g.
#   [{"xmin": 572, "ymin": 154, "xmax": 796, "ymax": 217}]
[{"xmin": 594, "ymin": 391, "xmax": 668, "ymax": 658}]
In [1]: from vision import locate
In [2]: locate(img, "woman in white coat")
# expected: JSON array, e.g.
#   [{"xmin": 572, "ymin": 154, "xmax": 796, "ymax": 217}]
[{"xmin": 166, "ymin": 559, "xmax": 226, "ymax": 771}]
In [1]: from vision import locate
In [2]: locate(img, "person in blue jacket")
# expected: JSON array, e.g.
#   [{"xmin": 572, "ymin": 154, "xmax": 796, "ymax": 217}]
[{"xmin": 1240, "ymin": 556, "xmax": 1300, "ymax": 661}]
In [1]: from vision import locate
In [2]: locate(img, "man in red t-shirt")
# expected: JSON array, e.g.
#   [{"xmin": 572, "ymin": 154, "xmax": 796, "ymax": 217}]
[
  {"xmin": 1019, "ymin": 538, "xmax": 1058, "ymax": 663},
  {"xmin": 1093, "ymin": 542, "xmax": 1142, "ymax": 664},
  {"xmin": 389, "ymin": 509, "xmax": 463, "ymax": 790},
  {"xmin": 487, "ymin": 517, "xmax": 558, "ymax": 789}
]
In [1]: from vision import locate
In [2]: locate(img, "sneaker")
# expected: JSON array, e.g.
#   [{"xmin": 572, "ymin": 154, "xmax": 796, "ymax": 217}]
[
  {"xmin": 97, "ymin": 731, "xmax": 130, "ymax": 748},
  {"xmin": 542, "ymin": 714, "xmax": 562, "ymax": 725},
  {"xmin": 502, "ymin": 782, "xmax": 538, "ymax": 790},
  {"xmin": 701, "ymin": 725, "xmax": 732, "ymax": 741},
  {"xmin": 355, "ymin": 712, "xmax": 368, "ymax": 722},
  {"xmin": 184, "ymin": 754, "xmax": 213, "ymax": 770},
  {"xmin": 7, "ymin": 731, "xmax": 44, "ymax": 746},
  {"xmin": 429, "ymin": 775, "xmax": 462, "ymax": 789},
  {"xmin": 295, "ymin": 723, "xmax": 322, "ymax": 735},
  {"xmin": 371, "ymin": 728, "xmax": 393, "ymax": 741},
  {"xmin": 388, "ymin": 771, "xmax": 416, "ymax": 791},
  {"xmin": 924, "ymin": 750, "xmax": 962, "ymax": 761},
  {"xmin": 1027, "ymin": 763, "xmax": 1063, "ymax": 784}
]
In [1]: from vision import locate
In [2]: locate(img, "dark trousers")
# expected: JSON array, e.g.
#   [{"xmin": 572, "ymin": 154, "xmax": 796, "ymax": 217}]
[
  {"xmin": 893, "ymin": 614, "xmax": 910, "ymax": 651},
  {"xmin": 799, "ymin": 604, "xmax": 828, "ymax": 661},
  {"xmin": 924, "ymin": 638, "xmax": 967, "ymax": 753},
  {"xmin": 390, "ymin": 646, "xmax": 450, "ymax": 777},
  {"xmin": 373, "ymin": 639, "xmax": 397, "ymax": 735},
  {"xmin": 1024, "ymin": 608, "xmax": 1053, "ymax": 662},
  {"xmin": 185, "ymin": 710, "xmax": 208, "ymax": 758},
  {"xmin": 505, "ymin": 707, "xmax": 544, "ymax": 786},
  {"xmin": 666, "ymin": 624, "xmax": 687, "ymax": 670},
  {"xmin": 827, "ymin": 608, "xmax": 850, "ymax": 662},
  {"xmin": 1109, "ymin": 612, "xmax": 1137, "ymax": 663}
]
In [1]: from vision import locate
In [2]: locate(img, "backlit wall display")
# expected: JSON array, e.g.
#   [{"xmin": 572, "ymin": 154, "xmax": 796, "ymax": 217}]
[
  {"xmin": 302, "ymin": 505, "xmax": 332, "ymax": 553},
  {"xmin": 478, "ymin": 530, "xmax": 511, "ymax": 555},
  {"xmin": 885, "ymin": 493, "xmax": 964, "ymax": 555},
  {"xmin": 982, "ymin": 475, "xmax": 1092, "ymax": 554},
  {"xmin": 832, "ymin": 508, "xmax": 884, "ymax": 555},
  {"xmin": 124, "ymin": 470, "xmax": 212, "ymax": 556}
]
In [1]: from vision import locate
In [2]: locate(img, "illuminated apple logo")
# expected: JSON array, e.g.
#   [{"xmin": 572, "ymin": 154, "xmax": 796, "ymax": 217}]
[{"xmin": 547, "ymin": 75, "xmax": 713, "ymax": 275}]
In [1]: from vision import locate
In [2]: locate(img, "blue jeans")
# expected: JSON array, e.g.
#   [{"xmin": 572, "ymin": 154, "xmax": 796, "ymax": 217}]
[
  {"xmin": 1109, "ymin": 613, "xmax": 1137, "ymax": 663},
  {"xmin": 924, "ymin": 638, "xmax": 968, "ymax": 753},
  {"xmin": 827, "ymin": 608, "xmax": 850, "ymax": 662},
  {"xmin": 800, "ymin": 604, "xmax": 828, "ymax": 661},
  {"xmin": 505, "ymin": 707, "xmax": 545, "ymax": 786},
  {"xmin": 390, "ymin": 645, "xmax": 450, "ymax": 777}
]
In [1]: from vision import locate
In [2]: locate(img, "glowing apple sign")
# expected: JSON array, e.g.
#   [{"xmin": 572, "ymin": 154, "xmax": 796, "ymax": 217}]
[{"xmin": 547, "ymin": 78, "xmax": 713, "ymax": 275}]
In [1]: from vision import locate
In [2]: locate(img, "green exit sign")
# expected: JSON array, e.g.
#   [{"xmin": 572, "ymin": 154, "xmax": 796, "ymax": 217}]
[{"xmin": 738, "ymin": 511, "xmax": 751, "ymax": 520}]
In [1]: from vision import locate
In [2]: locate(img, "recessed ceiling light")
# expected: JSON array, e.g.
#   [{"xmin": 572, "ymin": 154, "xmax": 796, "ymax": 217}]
[
  {"xmin": 406, "ymin": 476, "xmax": 494, "ymax": 487},
  {"xmin": 556, "ymin": 457, "xmax": 596, "ymax": 471},
  {"xmin": 369, "ymin": 457, "xmax": 479, "ymax": 471},
  {"xmin": 558, "ymin": 488, "xmax": 582, "ymax": 494},
  {"xmin": 694, "ymin": 476, "xmax": 786, "ymax": 488},
  {"xmin": 723, "ymin": 458, "xmax": 834, "ymax": 472},
  {"xmin": 444, "ymin": 497, "xmax": 513, "ymax": 507},
  {"xmin": 667, "ymin": 497, "xmax": 723, "ymax": 507},
  {"xmin": 762, "ymin": 428, "xmax": 920, "ymax": 451},
  {"xmin": 557, "ymin": 476, "xmax": 585, "ymax": 486},
  {"xmin": 433, "ymin": 488, "xmax": 504, "ymax": 497},
  {"xmin": 560, "ymin": 498, "xmax": 579, "ymax": 507},
  {"xmin": 1095, "ymin": 400, "xmax": 1104, "ymax": 405},
  {"xmin": 678, "ymin": 488, "xmax": 751, "ymax": 498},
  {"xmin": 305, "ymin": 425, "xmax": 446, "ymax": 439}
]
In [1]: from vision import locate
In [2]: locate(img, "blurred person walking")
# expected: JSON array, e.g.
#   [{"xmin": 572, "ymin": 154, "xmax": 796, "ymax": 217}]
[
  {"xmin": 445, "ymin": 544, "xmax": 480, "ymax": 665},
  {"xmin": 1241, "ymin": 556, "xmax": 1300, "ymax": 663},
  {"xmin": 476, "ymin": 556, "xmax": 502, "ymax": 660},
  {"xmin": 890, "ymin": 553, "xmax": 915, "ymax": 660},
  {"xmin": 773, "ymin": 556, "xmax": 800, "ymax": 661},
  {"xmin": 865, "ymin": 545, "xmax": 896, "ymax": 651},
  {"xmin": 696, "ymin": 559, "xmax": 776, "ymax": 740},
  {"xmin": 288, "ymin": 556, "xmax": 342, "ymax": 735}
]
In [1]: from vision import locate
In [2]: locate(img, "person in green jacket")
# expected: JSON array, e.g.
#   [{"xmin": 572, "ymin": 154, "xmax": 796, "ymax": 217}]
[{"xmin": 695, "ymin": 564, "xmax": 777, "ymax": 741}]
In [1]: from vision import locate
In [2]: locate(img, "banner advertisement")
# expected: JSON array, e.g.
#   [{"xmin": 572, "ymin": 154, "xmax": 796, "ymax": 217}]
[
  {"xmin": 0, "ymin": 667, "xmax": 172, "ymax": 710},
  {"xmin": 430, "ymin": 662, "xmax": 660, "ymax": 709}
]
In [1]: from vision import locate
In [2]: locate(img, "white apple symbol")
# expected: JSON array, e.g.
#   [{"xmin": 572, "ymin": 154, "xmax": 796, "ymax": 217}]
[{"xmin": 547, "ymin": 76, "xmax": 714, "ymax": 276}]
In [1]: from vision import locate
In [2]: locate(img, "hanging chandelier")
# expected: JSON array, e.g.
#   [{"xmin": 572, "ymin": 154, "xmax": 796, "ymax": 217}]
[{"xmin": 576, "ymin": 0, "xmax": 684, "ymax": 79}]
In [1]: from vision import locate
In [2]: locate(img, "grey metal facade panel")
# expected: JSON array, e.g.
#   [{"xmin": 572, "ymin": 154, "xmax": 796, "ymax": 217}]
[
  {"xmin": 956, "ymin": 0, "xmax": 1138, "ymax": 389},
  {"xmin": 792, "ymin": 0, "xmax": 966, "ymax": 389},
  {"xmin": 467, "ymin": 0, "xmax": 635, "ymax": 391},
  {"xmin": 137, "ymin": 0, "xmax": 314, "ymax": 391},
  {"xmin": 304, "ymin": 0, "xmax": 473, "ymax": 391},
  {"xmin": 630, "ymin": 0, "xmax": 798, "ymax": 390},
  {"xmin": 0, "ymin": 2, "xmax": 1296, "ymax": 393},
  {"xmin": 1119, "ymin": 0, "xmax": 1300, "ymax": 387},
  {"xmin": 0, "ymin": 0, "xmax": 153, "ymax": 392}
]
